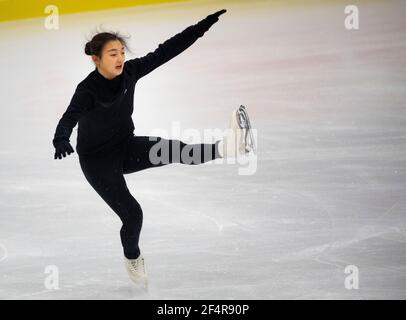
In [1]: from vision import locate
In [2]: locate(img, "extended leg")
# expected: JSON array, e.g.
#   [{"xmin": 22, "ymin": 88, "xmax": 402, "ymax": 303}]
[{"xmin": 122, "ymin": 135, "xmax": 222, "ymax": 174}]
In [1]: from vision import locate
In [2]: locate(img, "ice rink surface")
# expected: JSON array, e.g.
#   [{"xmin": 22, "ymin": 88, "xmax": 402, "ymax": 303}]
[{"xmin": 0, "ymin": 0, "xmax": 405, "ymax": 299}]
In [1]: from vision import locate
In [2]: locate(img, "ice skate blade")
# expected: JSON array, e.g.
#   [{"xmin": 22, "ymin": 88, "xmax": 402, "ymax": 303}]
[
  {"xmin": 128, "ymin": 276, "xmax": 148, "ymax": 290},
  {"xmin": 127, "ymin": 280, "xmax": 149, "ymax": 297}
]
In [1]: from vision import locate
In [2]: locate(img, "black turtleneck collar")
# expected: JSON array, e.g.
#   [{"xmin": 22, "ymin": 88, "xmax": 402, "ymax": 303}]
[
  {"xmin": 92, "ymin": 67, "xmax": 123, "ymax": 94},
  {"xmin": 92, "ymin": 67, "xmax": 124, "ymax": 102},
  {"xmin": 93, "ymin": 67, "xmax": 122, "ymax": 86}
]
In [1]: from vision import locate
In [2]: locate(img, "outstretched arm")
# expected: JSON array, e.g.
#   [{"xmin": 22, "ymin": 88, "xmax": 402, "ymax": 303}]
[
  {"xmin": 126, "ymin": 9, "xmax": 227, "ymax": 80},
  {"xmin": 52, "ymin": 86, "xmax": 92, "ymax": 159}
]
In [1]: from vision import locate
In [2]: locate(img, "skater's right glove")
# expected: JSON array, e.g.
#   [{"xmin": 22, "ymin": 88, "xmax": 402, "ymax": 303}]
[{"xmin": 53, "ymin": 138, "xmax": 74, "ymax": 160}]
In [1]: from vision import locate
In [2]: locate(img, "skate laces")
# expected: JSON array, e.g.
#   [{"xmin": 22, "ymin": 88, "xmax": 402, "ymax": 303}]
[
  {"xmin": 235, "ymin": 110, "xmax": 250, "ymax": 153},
  {"xmin": 128, "ymin": 256, "xmax": 144, "ymax": 274},
  {"xmin": 236, "ymin": 105, "xmax": 255, "ymax": 154},
  {"xmin": 236, "ymin": 110, "xmax": 247, "ymax": 130}
]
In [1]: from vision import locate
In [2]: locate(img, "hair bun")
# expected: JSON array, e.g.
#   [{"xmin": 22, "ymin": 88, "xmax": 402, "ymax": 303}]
[{"xmin": 84, "ymin": 41, "xmax": 93, "ymax": 55}]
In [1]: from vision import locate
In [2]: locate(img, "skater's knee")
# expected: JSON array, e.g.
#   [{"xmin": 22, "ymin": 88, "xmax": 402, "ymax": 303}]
[
  {"xmin": 111, "ymin": 193, "xmax": 143, "ymax": 224},
  {"xmin": 149, "ymin": 138, "xmax": 216, "ymax": 164},
  {"xmin": 151, "ymin": 138, "xmax": 185, "ymax": 164}
]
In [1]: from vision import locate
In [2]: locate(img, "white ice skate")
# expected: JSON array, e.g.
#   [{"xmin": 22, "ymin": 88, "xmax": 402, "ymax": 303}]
[
  {"xmin": 125, "ymin": 255, "xmax": 148, "ymax": 288},
  {"xmin": 218, "ymin": 105, "xmax": 256, "ymax": 158}
]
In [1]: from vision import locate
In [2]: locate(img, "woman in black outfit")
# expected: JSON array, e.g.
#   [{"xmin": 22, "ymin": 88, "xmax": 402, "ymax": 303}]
[{"xmin": 52, "ymin": 9, "xmax": 246, "ymax": 285}]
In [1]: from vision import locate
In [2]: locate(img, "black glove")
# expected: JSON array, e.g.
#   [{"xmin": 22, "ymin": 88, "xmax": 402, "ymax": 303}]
[
  {"xmin": 197, "ymin": 9, "xmax": 227, "ymax": 36},
  {"xmin": 53, "ymin": 138, "xmax": 74, "ymax": 159},
  {"xmin": 207, "ymin": 9, "xmax": 227, "ymax": 22}
]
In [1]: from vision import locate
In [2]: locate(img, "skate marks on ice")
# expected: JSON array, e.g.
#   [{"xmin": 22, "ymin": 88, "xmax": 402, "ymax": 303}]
[
  {"xmin": 2, "ymin": 259, "xmax": 153, "ymax": 300},
  {"xmin": 0, "ymin": 244, "xmax": 8, "ymax": 262},
  {"xmin": 1, "ymin": 0, "xmax": 406, "ymax": 299}
]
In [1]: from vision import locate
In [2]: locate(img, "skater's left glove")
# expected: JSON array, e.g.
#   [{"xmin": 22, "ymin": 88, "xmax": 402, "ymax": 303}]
[
  {"xmin": 196, "ymin": 9, "xmax": 227, "ymax": 35},
  {"xmin": 53, "ymin": 138, "xmax": 74, "ymax": 160},
  {"xmin": 207, "ymin": 9, "xmax": 227, "ymax": 23}
]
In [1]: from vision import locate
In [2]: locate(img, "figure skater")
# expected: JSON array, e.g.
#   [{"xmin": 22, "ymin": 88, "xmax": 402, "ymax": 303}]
[{"xmin": 52, "ymin": 9, "xmax": 255, "ymax": 286}]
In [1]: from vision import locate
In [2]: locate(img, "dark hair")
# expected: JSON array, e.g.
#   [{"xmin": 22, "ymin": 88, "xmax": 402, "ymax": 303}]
[{"xmin": 85, "ymin": 30, "xmax": 132, "ymax": 57}]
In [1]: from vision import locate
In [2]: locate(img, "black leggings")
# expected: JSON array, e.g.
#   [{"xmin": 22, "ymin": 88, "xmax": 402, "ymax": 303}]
[{"xmin": 79, "ymin": 135, "xmax": 221, "ymax": 259}]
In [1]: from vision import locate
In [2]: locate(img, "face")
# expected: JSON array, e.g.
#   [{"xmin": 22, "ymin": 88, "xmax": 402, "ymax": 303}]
[{"xmin": 92, "ymin": 40, "xmax": 125, "ymax": 80}]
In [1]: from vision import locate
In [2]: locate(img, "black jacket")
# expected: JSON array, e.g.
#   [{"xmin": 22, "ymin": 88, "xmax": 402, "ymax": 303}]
[{"xmin": 52, "ymin": 14, "xmax": 219, "ymax": 157}]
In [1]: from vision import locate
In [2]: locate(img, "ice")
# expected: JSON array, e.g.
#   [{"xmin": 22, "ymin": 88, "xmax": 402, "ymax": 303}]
[{"xmin": 0, "ymin": 0, "xmax": 406, "ymax": 299}]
